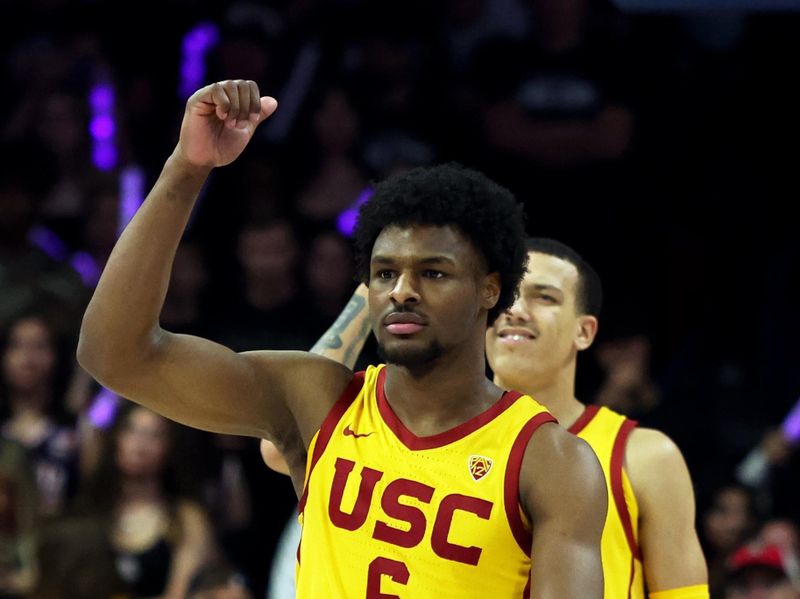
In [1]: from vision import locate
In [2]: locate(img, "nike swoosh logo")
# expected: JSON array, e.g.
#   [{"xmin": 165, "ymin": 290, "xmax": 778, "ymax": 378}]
[{"xmin": 344, "ymin": 425, "xmax": 374, "ymax": 439}]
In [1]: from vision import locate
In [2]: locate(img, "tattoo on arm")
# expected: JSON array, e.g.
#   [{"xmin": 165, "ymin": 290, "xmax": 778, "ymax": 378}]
[
  {"xmin": 343, "ymin": 317, "xmax": 372, "ymax": 369},
  {"xmin": 310, "ymin": 294, "xmax": 367, "ymax": 356}
]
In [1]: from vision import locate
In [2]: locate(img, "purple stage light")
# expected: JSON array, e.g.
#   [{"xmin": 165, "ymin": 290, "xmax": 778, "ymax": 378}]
[
  {"xmin": 119, "ymin": 166, "xmax": 145, "ymax": 236},
  {"xmin": 70, "ymin": 251, "xmax": 101, "ymax": 287},
  {"xmin": 89, "ymin": 85, "xmax": 114, "ymax": 111},
  {"xmin": 179, "ymin": 22, "xmax": 220, "ymax": 99},
  {"xmin": 90, "ymin": 115, "xmax": 115, "ymax": 139},
  {"xmin": 782, "ymin": 397, "xmax": 800, "ymax": 444},
  {"xmin": 89, "ymin": 82, "xmax": 117, "ymax": 171},
  {"xmin": 87, "ymin": 387, "xmax": 121, "ymax": 429},
  {"xmin": 337, "ymin": 187, "xmax": 373, "ymax": 237},
  {"xmin": 29, "ymin": 225, "xmax": 68, "ymax": 261},
  {"xmin": 93, "ymin": 144, "xmax": 117, "ymax": 171}
]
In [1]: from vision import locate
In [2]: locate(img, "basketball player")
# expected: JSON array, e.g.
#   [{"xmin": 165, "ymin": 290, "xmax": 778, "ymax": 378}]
[
  {"xmin": 486, "ymin": 239, "xmax": 709, "ymax": 599},
  {"xmin": 266, "ymin": 239, "xmax": 710, "ymax": 598},
  {"xmin": 78, "ymin": 80, "xmax": 606, "ymax": 597}
]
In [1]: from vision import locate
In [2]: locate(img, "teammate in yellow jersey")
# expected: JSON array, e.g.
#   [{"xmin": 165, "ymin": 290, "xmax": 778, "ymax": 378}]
[
  {"xmin": 266, "ymin": 238, "xmax": 710, "ymax": 598},
  {"xmin": 78, "ymin": 80, "xmax": 606, "ymax": 598},
  {"xmin": 486, "ymin": 238, "xmax": 709, "ymax": 599}
]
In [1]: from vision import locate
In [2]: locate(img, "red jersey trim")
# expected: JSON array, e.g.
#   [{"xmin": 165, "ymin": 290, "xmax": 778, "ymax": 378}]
[
  {"xmin": 376, "ymin": 367, "xmax": 525, "ymax": 450},
  {"xmin": 298, "ymin": 371, "xmax": 365, "ymax": 513},
  {"xmin": 610, "ymin": 417, "xmax": 642, "ymax": 560},
  {"xmin": 504, "ymin": 412, "xmax": 559, "ymax": 555},
  {"xmin": 626, "ymin": 553, "xmax": 636, "ymax": 599},
  {"xmin": 567, "ymin": 404, "xmax": 600, "ymax": 435}
]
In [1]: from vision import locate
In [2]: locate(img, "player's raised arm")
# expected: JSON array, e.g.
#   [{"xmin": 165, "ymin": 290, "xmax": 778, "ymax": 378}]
[
  {"xmin": 77, "ymin": 80, "xmax": 352, "ymax": 443},
  {"xmin": 523, "ymin": 424, "xmax": 607, "ymax": 597}
]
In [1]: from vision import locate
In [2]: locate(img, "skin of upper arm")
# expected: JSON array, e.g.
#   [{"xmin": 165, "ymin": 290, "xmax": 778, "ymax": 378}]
[
  {"xmin": 626, "ymin": 428, "xmax": 708, "ymax": 591},
  {"xmin": 92, "ymin": 329, "xmax": 353, "ymax": 446},
  {"xmin": 521, "ymin": 423, "xmax": 607, "ymax": 598},
  {"xmin": 259, "ymin": 284, "xmax": 371, "ymax": 479}
]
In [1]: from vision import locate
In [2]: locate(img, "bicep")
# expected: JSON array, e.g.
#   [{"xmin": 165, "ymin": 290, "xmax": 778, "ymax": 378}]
[
  {"xmin": 628, "ymin": 430, "xmax": 708, "ymax": 590},
  {"xmin": 101, "ymin": 330, "xmax": 282, "ymax": 437},
  {"xmin": 101, "ymin": 331, "xmax": 349, "ymax": 443},
  {"xmin": 523, "ymin": 426, "xmax": 606, "ymax": 597}
]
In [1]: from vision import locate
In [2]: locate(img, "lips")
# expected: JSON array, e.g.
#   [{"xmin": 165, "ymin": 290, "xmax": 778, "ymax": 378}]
[
  {"xmin": 497, "ymin": 327, "xmax": 537, "ymax": 343},
  {"xmin": 384, "ymin": 312, "xmax": 427, "ymax": 335}
]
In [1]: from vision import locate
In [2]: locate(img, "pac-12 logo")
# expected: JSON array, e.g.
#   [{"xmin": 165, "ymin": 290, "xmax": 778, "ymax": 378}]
[{"xmin": 468, "ymin": 455, "xmax": 493, "ymax": 481}]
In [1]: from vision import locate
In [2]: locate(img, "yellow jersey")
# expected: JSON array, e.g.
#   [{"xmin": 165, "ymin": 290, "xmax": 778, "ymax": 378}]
[
  {"xmin": 569, "ymin": 405, "xmax": 644, "ymax": 599},
  {"xmin": 296, "ymin": 365, "xmax": 556, "ymax": 599}
]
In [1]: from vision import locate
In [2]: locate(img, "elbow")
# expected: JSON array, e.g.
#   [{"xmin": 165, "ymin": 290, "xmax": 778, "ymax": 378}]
[
  {"xmin": 76, "ymin": 328, "xmax": 101, "ymax": 377},
  {"xmin": 76, "ymin": 324, "xmax": 116, "ymax": 384},
  {"xmin": 77, "ymin": 313, "xmax": 155, "ymax": 385}
]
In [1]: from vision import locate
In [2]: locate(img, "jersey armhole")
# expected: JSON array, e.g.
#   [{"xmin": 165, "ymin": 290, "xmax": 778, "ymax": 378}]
[
  {"xmin": 503, "ymin": 411, "xmax": 558, "ymax": 556},
  {"xmin": 298, "ymin": 371, "xmax": 365, "ymax": 513},
  {"xmin": 611, "ymin": 418, "xmax": 642, "ymax": 560}
]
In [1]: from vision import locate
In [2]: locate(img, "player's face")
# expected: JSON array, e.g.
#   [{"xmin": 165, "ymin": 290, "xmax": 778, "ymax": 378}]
[
  {"xmin": 486, "ymin": 252, "xmax": 596, "ymax": 392},
  {"xmin": 369, "ymin": 224, "xmax": 497, "ymax": 369}
]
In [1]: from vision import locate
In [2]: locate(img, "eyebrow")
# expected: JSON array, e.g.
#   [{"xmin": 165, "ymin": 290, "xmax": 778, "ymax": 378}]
[
  {"xmin": 372, "ymin": 255, "xmax": 457, "ymax": 266},
  {"xmin": 524, "ymin": 283, "xmax": 563, "ymax": 294}
]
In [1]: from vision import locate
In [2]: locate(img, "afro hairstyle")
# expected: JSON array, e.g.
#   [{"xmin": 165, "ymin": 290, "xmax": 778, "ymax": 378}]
[{"xmin": 354, "ymin": 163, "xmax": 527, "ymax": 324}]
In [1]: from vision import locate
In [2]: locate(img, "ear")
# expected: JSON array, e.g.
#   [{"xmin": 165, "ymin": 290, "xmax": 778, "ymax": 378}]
[
  {"xmin": 481, "ymin": 272, "xmax": 501, "ymax": 310},
  {"xmin": 575, "ymin": 315, "xmax": 598, "ymax": 351}
]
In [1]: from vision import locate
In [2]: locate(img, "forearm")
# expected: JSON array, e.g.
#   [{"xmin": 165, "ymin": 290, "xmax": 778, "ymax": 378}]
[
  {"xmin": 78, "ymin": 153, "xmax": 211, "ymax": 375},
  {"xmin": 309, "ymin": 284, "xmax": 370, "ymax": 368}
]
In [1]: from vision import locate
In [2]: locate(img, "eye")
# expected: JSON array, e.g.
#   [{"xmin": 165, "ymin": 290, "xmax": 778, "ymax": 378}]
[
  {"xmin": 539, "ymin": 294, "xmax": 557, "ymax": 303},
  {"xmin": 423, "ymin": 270, "xmax": 446, "ymax": 279},
  {"xmin": 375, "ymin": 270, "xmax": 396, "ymax": 280}
]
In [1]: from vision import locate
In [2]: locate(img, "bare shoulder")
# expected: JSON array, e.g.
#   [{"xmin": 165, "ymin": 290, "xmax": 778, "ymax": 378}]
[
  {"xmin": 626, "ymin": 428, "xmax": 688, "ymax": 479},
  {"xmin": 521, "ymin": 422, "xmax": 606, "ymax": 517},
  {"xmin": 243, "ymin": 350, "xmax": 356, "ymax": 443},
  {"xmin": 626, "ymin": 427, "xmax": 693, "ymax": 508},
  {"xmin": 525, "ymin": 421, "xmax": 600, "ymax": 471}
]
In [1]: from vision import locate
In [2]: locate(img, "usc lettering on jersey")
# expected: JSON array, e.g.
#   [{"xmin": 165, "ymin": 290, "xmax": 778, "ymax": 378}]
[{"xmin": 296, "ymin": 365, "xmax": 556, "ymax": 599}]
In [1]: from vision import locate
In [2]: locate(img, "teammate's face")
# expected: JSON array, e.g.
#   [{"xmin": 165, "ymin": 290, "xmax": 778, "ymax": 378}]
[
  {"xmin": 369, "ymin": 225, "xmax": 498, "ymax": 369},
  {"xmin": 486, "ymin": 252, "xmax": 597, "ymax": 392}
]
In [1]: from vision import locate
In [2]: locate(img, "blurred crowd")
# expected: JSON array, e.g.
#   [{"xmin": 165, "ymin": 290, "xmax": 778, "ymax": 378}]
[{"xmin": 1, "ymin": 0, "xmax": 798, "ymax": 597}]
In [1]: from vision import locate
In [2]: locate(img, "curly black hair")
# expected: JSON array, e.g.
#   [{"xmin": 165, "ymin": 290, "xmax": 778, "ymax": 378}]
[{"xmin": 354, "ymin": 163, "xmax": 527, "ymax": 324}]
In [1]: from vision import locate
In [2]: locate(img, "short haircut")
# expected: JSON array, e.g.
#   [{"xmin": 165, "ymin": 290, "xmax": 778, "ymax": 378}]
[
  {"xmin": 354, "ymin": 163, "xmax": 528, "ymax": 324},
  {"xmin": 525, "ymin": 238, "xmax": 603, "ymax": 316}
]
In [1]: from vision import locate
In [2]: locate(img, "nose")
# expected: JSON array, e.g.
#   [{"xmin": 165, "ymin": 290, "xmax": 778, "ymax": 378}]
[
  {"xmin": 503, "ymin": 295, "xmax": 530, "ymax": 323},
  {"xmin": 389, "ymin": 272, "xmax": 420, "ymax": 306}
]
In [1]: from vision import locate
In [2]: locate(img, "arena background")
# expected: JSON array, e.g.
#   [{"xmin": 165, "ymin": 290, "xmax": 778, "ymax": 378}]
[{"xmin": 1, "ymin": 1, "xmax": 798, "ymax": 597}]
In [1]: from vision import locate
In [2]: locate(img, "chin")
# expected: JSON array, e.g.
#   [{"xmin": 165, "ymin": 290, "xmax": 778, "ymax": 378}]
[{"xmin": 377, "ymin": 340, "xmax": 444, "ymax": 369}]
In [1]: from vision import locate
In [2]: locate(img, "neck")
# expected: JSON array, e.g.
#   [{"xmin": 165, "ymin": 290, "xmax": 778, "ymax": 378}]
[
  {"xmin": 10, "ymin": 390, "xmax": 50, "ymax": 416},
  {"xmin": 383, "ymin": 330, "xmax": 498, "ymax": 437},
  {"xmin": 119, "ymin": 476, "xmax": 162, "ymax": 504},
  {"xmin": 495, "ymin": 361, "xmax": 586, "ymax": 429}
]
